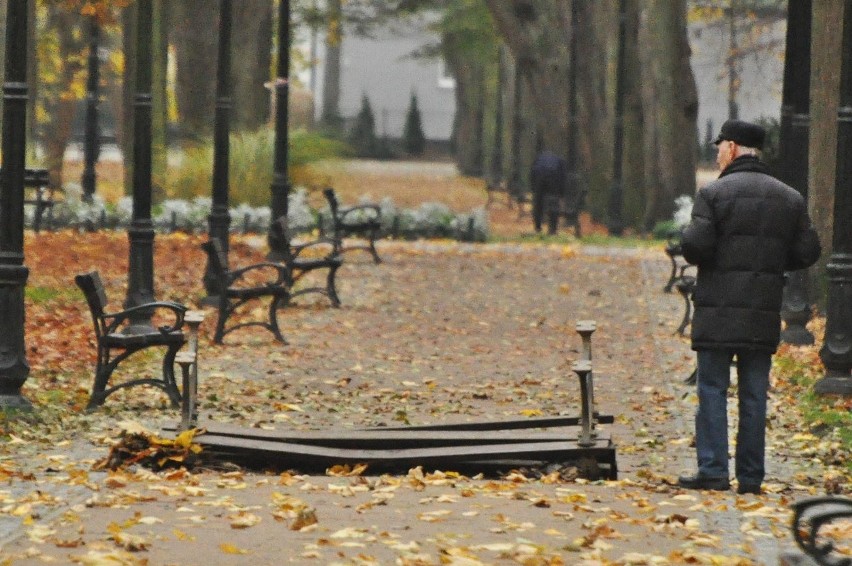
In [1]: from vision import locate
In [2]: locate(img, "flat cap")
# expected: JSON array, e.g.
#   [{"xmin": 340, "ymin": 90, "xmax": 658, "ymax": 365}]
[{"xmin": 713, "ymin": 119, "xmax": 766, "ymax": 149}]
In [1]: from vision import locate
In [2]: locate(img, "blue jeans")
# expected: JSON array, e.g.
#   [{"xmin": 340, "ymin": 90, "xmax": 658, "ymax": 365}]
[{"xmin": 695, "ymin": 349, "xmax": 771, "ymax": 485}]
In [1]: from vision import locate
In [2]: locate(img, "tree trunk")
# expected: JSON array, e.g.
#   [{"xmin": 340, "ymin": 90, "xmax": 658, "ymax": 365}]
[
  {"xmin": 320, "ymin": 0, "xmax": 342, "ymax": 128},
  {"xmin": 727, "ymin": 1, "xmax": 741, "ymax": 120},
  {"xmin": 121, "ymin": 4, "xmax": 137, "ymax": 195},
  {"xmin": 621, "ymin": 0, "xmax": 646, "ymax": 228},
  {"xmin": 809, "ymin": 0, "xmax": 844, "ymax": 304},
  {"xmin": 172, "ymin": 0, "xmax": 218, "ymax": 142},
  {"xmin": 577, "ymin": 1, "xmax": 617, "ymax": 218},
  {"xmin": 232, "ymin": 0, "xmax": 272, "ymax": 131},
  {"xmin": 484, "ymin": 1, "xmax": 571, "ymax": 152},
  {"xmin": 39, "ymin": 8, "xmax": 84, "ymax": 190},
  {"xmin": 637, "ymin": 0, "xmax": 697, "ymax": 230},
  {"xmin": 449, "ymin": 60, "xmax": 486, "ymax": 176},
  {"xmin": 151, "ymin": 0, "xmax": 170, "ymax": 202},
  {"xmin": 483, "ymin": 1, "xmax": 617, "ymax": 221}
]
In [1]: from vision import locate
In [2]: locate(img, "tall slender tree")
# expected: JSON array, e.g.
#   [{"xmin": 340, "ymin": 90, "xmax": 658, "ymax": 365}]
[
  {"xmin": 232, "ymin": 0, "xmax": 273, "ymax": 131},
  {"xmin": 320, "ymin": 0, "xmax": 343, "ymax": 129},
  {"xmin": 172, "ymin": 0, "xmax": 218, "ymax": 141}
]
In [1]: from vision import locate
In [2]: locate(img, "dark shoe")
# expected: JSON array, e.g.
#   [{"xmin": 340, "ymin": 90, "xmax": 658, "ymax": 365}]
[
  {"xmin": 677, "ymin": 474, "xmax": 730, "ymax": 491},
  {"xmin": 736, "ymin": 483, "xmax": 761, "ymax": 495}
]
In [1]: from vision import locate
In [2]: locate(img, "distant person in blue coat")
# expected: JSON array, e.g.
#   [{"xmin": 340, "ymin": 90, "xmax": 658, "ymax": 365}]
[{"xmin": 530, "ymin": 150, "xmax": 568, "ymax": 235}]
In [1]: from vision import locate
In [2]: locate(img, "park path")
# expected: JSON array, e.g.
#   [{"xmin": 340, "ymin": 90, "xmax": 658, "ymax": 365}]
[{"xmin": 0, "ymin": 239, "xmax": 833, "ymax": 565}]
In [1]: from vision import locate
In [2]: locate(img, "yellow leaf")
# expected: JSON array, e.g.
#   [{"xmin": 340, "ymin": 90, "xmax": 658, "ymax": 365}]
[
  {"xmin": 520, "ymin": 409, "xmax": 544, "ymax": 417},
  {"xmin": 229, "ymin": 512, "xmax": 262, "ymax": 529},
  {"xmin": 220, "ymin": 543, "xmax": 249, "ymax": 555}
]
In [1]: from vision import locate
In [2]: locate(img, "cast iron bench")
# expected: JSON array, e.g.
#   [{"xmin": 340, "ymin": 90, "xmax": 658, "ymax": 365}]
[
  {"xmin": 75, "ymin": 271, "xmax": 189, "ymax": 410},
  {"xmin": 788, "ymin": 496, "xmax": 852, "ymax": 566},
  {"xmin": 270, "ymin": 217, "xmax": 342, "ymax": 307},
  {"xmin": 663, "ymin": 229, "xmax": 689, "ymax": 293},
  {"xmin": 0, "ymin": 168, "xmax": 56, "ymax": 232},
  {"xmin": 673, "ymin": 264, "xmax": 696, "ymax": 336},
  {"xmin": 201, "ymin": 238, "xmax": 291, "ymax": 344},
  {"xmin": 24, "ymin": 169, "xmax": 56, "ymax": 233},
  {"xmin": 321, "ymin": 187, "xmax": 382, "ymax": 264}
]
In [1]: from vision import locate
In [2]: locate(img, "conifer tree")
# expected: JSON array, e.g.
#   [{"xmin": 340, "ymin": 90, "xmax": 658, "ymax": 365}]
[
  {"xmin": 403, "ymin": 92, "xmax": 426, "ymax": 156},
  {"xmin": 349, "ymin": 94, "xmax": 378, "ymax": 157}
]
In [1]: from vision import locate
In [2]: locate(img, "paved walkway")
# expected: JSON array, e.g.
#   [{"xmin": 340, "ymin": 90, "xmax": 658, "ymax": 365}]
[{"xmin": 0, "ymin": 241, "xmax": 831, "ymax": 564}]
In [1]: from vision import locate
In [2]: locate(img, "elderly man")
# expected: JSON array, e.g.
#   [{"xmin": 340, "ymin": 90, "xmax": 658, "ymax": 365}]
[{"xmin": 678, "ymin": 119, "xmax": 821, "ymax": 495}]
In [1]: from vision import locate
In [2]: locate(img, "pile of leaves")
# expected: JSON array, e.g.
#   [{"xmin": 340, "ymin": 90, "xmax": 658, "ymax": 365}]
[{"xmin": 93, "ymin": 427, "xmax": 204, "ymax": 472}]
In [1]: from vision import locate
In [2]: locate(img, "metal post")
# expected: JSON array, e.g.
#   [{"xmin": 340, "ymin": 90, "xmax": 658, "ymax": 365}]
[
  {"xmin": 817, "ymin": 0, "xmax": 852, "ymax": 395},
  {"xmin": 0, "ymin": 0, "xmax": 32, "ymax": 409},
  {"xmin": 124, "ymin": 0, "xmax": 156, "ymax": 333},
  {"xmin": 203, "ymin": 0, "xmax": 233, "ymax": 301},
  {"xmin": 779, "ymin": 0, "xmax": 814, "ymax": 345},
  {"xmin": 267, "ymin": 0, "xmax": 291, "ymax": 260},
  {"xmin": 81, "ymin": 15, "xmax": 100, "ymax": 203},
  {"xmin": 566, "ymin": 0, "xmax": 582, "ymax": 237},
  {"xmin": 607, "ymin": 0, "xmax": 627, "ymax": 236}
]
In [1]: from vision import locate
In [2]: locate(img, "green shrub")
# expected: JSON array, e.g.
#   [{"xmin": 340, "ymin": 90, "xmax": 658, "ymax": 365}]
[{"xmin": 168, "ymin": 129, "xmax": 348, "ymax": 207}]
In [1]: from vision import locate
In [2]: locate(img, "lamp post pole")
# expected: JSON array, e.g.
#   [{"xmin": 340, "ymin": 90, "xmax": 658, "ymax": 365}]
[
  {"xmin": 81, "ymin": 15, "xmax": 100, "ymax": 204},
  {"xmin": 124, "ymin": 0, "xmax": 156, "ymax": 333},
  {"xmin": 204, "ymin": 0, "xmax": 233, "ymax": 300},
  {"xmin": 607, "ymin": 0, "xmax": 627, "ymax": 237},
  {"xmin": 779, "ymin": 0, "xmax": 814, "ymax": 345},
  {"xmin": 817, "ymin": 0, "xmax": 852, "ymax": 395},
  {"xmin": 0, "ymin": 0, "xmax": 32, "ymax": 409},
  {"xmin": 267, "ymin": 0, "xmax": 291, "ymax": 261}
]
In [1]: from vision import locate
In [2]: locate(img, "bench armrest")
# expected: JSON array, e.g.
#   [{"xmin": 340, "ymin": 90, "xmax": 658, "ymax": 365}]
[
  {"xmin": 289, "ymin": 237, "xmax": 338, "ymax": 259},
  {"xmin": 227, "ymin": 261, "xmax": 290, "ymax": 288},
  {"xmin": 102, "ymin": 301, "xmax": 188, "ymax": 335}
]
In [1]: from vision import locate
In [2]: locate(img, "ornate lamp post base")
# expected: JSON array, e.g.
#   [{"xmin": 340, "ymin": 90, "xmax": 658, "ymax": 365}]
[
  {"xmin": 817, "ymin": 256, "xmax": 852, "ymax": 395},
  {"xmin": 0, "ymin": 265, "xmax": 32, "ymax": 411},
  {"xmin": 781, "ymin": 272, "xmax": 815, "ymax": 345},
  {"xmin": 814, "ymin": 376, "xmax": 852, "ymax": 395}
]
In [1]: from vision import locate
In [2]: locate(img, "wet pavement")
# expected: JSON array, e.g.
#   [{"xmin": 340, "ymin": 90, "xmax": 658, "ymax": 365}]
[{"xmin": 0, "ymin": 240, "xmax": 835, "ymax": 564}]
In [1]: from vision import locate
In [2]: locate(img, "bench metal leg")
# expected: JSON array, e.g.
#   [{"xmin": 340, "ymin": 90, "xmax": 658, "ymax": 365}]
[
  {"xmin": 676, "ymin": 288, "xmax": 693, "ymax": 335},
  {"xmin": 663, "ymin": 253, "xmax": 678, "ymax": 293},
  {"xmin": 367, "ymin": 236, "xmax": 382, "ymax": 264},
  {"xmin": 326, "ymin": 265, "xmax": 342, "ymax": 307}
]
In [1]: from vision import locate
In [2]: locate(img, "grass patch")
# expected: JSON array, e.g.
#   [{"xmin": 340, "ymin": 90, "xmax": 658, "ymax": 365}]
[
  {"xmin": 25, "ymin": 286, "xmax": 77, "ymax": 303},
  {"xmin": 491, "ymin": 232, "xmax": 666, "ymax": 248},
  {"xmin": 773, "ymin": 344, "xmax": 852, "ymax": 474}
]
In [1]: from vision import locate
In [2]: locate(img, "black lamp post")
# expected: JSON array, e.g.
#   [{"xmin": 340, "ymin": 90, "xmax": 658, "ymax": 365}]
[
  {"xmin": 203, "ymin": 0, "xmax": 233, "ymax": 300},
  {"xmin": 566, "ymin": 0, "xmax": 582, "ymax": 238},
  {"xmin": 606, "ymin": 0, "xmax": 627, "ymax": 237},
  {"xmin": 779, "ymin": 0, "xmax": 814, "ymax": 345},
  {"xmin": 267, "ymin": 0, "xmax": 291, "ymax": 260},
  {"xmin": 81, "ymin": 15, "xmax": 100, "ymax": 204},
  {"xmin": 124, "ymin": 0, "xmax": 156, "ymax": 333},
  {"xmin": 0, "ymin": 0, "xmax": 32, "ymax": 409},
  {"xmin": 817, "ymin": 0, "xmax": 852, "ymax": 395}
]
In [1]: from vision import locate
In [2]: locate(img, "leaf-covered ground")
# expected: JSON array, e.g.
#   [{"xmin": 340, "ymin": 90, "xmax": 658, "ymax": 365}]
[{"xmin": 0, "ymin": 161, "xmax": 848, "ymax": 564}]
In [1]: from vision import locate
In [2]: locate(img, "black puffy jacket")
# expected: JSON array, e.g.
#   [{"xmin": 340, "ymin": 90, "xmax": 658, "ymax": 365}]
[{"xmin": 681, "ymin": 156, "xmax": 821, "ymax": 353}]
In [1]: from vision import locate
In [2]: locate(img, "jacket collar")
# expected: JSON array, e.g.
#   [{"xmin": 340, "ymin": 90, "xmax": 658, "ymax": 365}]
[{"xmin": 718, "ymin": 155, "xmax": 770, "ymax": 178}]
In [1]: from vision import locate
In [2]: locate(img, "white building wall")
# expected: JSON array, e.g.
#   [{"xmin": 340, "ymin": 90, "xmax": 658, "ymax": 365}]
[
  {"xmin": 313, "ymin": 22, "xmax": 456, "ymax": 141},
  {"xmin": 689, "ymin": 19, "xmax": 786, "ymax": 140}
]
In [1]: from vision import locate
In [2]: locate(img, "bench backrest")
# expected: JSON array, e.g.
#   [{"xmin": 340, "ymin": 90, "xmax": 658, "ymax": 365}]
[{"xmin": 75, "ymin": 271, "xmax": 109, "ymax": 338}]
